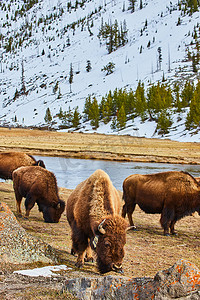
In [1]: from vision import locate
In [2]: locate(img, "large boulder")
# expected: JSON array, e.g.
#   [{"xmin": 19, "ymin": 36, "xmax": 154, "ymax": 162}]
[
  {"xmin": 62, "ymin": 260, "xmax": 200, "ymax": 299},
  {"xmin": 0, "ymin": 202, "xmax": 57, "ymax": 264}
]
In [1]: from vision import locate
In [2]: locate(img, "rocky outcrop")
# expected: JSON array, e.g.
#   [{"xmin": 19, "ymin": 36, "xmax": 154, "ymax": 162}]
[
  {"xmin": 63, "ymin": 260, "xmax": 200, "ymax": 299},
  {"xmin": 0, "ymin": 202, "xmax": 57, "ymax": 264}
]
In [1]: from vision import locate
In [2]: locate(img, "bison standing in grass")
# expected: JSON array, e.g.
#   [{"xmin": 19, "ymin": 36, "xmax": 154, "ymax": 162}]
[
  {"xmin": 66, "ymin": 169, "xmax": 128, "ymax": 274},
  {"xmin": 12, "ymin": 166, "xmax": 65, "ymax": 223},
  {"xmin": 0, "ymin": 152, "xmax": 45, "ymax": 180},
  {"xmin": 122, "ymin": 171, "xmax": 200, "ymax": 236}
]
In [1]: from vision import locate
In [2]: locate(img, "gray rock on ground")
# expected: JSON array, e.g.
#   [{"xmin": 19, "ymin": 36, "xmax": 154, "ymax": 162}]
[
  {"xmin": 63, "ymin": 260, "xmax": 200, "ymax": 299},
  {"xmin": 0, "ymin": 202, "xmax": 57, "ymax": 264}
]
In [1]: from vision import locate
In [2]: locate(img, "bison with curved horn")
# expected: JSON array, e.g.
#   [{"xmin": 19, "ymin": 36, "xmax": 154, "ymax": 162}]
[
  {"xmin": 122, "ymin": 171, "xmax": 200, "ymax": 236},
  {"xmin": 0, "ymin": 152, "xmax": 45, "ymax": 180},
  {"xmin": 66, "ymin": 169, "xmax": 128, "ymax": 274},
  {"xmin": 12, "ymin": 166, "xmax": 65, "ymax": 223}
]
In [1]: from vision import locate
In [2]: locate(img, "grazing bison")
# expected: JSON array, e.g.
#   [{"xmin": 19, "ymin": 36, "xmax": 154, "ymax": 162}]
[
  {"xmin": 0, "ymin": 152, "xmax": 45, "ymax": 180},
  {"xmin": 66, "ymin": 169, "xmax": 128, "ymax": 274},
  {"xmin": 12, "ymin": 166, "xmax": 65, "ymax": 223},
  {"xmin": 122, "ymin": 171, "xmax": 200, "ymax": 236}
]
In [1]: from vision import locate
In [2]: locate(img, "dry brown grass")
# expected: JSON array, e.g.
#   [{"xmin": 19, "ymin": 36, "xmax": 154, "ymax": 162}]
[
  {"xmin": 0, "ymin": 128, "xmax": 199, "ymax": 164},
  {"xmin": 0, "ymin": 182, "xmax": 199, "ymax": 279}
]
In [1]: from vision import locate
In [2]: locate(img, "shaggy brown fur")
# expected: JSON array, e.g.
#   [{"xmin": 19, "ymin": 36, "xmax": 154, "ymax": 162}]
[
  {"xmin": 0, "ymin": 152, "xmax": 45, "ymax": 180},
  {"xmin": 66, "ymin": 169, "xmax": 128, "ymax": 274},
  {"xmin": 196, "ymin": 177, "xmax": 200, "ymax": 184},
  {"xmin": 122, "ymin": 171, "xmax": 200, "ymax": 236},
  {"xmin": 12, "ymin": 166, "xmax": 65, "ymax": 223}
]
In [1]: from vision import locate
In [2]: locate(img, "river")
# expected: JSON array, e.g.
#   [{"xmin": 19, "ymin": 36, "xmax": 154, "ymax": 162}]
[{"xmin": 34, "ymin": 156, "xmax": 200, "ymax": 191}]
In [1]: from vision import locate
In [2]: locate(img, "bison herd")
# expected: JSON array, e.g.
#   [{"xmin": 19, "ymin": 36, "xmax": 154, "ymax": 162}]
[{"xmin": 0, "ymin": 151, "xmax": 199, "ymax": 274}]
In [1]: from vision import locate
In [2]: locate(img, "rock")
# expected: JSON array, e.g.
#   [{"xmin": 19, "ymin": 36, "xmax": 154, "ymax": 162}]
[
  {"xmin": 0, "ymin": 202, "xmax": 57, "ymax": 264},
  {"xmin": 154, "ymin": 259, "xmax": 200, "ymax": 299},
  {"xmin": 62, "ymin": 260, "xmax": 200, "ymax": 300}
]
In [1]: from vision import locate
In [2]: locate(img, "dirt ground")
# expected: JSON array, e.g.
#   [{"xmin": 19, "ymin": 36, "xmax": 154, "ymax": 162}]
[{"xmin": 0, "ymin": 181, "xmax": 199, "ymax": 299}]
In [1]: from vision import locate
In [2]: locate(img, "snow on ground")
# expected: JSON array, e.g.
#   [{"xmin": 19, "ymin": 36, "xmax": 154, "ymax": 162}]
[{"xmin": 13, "ymin": 265, "xmax": 71, "ymax": 277}]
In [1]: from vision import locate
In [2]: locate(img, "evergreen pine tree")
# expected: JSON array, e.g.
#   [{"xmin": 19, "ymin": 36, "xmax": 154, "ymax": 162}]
[
  {"xmin": 89, "ymin": 97, "xmax": 99, "ymax": 129},
  {"xmin": 185, "ymin": 80, "xmax": 200, "ymax": 130},
  {"xmin": 44, "ymin": 107, "xmax": 52, "ymax": 124},
  {"xmin": 181, "ymin": 80, "xmax": 194, "ymax": 107},
  {"xmin": 111, "ymin": 116, "xmax": 117, "ymax": 131},
  {"xmin": 117, "ymin": 104, "xmax": 126, "ymax": 129},
  {"xmin": 21, "ymin": 59, "xmax": 26, "ymax": 95},
  {"xmin": 86, "ymin": 60, "xmax": 92, "ymax": 72},
  {"xmin": 140, "ymin": 0, "xmax": 143, "ymax": 9},
  {"xmin": 57, "ymin": 88, "xmax": 62, "ymax": 99},
  {"xmin": 157, "ymin": 109, "xmax": 172, "ymax": 135},
  {"xmin": 58, "ymin": 107, "xmax": 64, "ymax": 119},
  {"xmin": 101, "ymin": 62, "xmax": 115, "ymax": 75},
  {"xmin": 129, "ymin": 0, "xmax": 137, "ymax": 12},
  {"xmin": 72, "ymin": 107, "xmax": 81, "ymax": 128},
  {"xmin": 69, "ymin": 63, "xmax": 73, "ymax": 92},
  {"xmin": 174, "ymin": 83, "xmax": 182, "ymax": 112},
  {"xmin": 53, "ymin": 81, "xmax": 59, "ymax": 94},
  {"xmin": 83, "ymin": 95, "xmax": 92, "ymax": 121},
  {"xmin": 157, "ymin": 47, "xmax": 162, "ymax": 70}
]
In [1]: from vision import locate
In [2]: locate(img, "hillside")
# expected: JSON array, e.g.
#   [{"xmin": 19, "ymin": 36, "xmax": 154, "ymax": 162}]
[{"xmin": 0, "ymin": 0, "xmax": 200, "ymax": 142}]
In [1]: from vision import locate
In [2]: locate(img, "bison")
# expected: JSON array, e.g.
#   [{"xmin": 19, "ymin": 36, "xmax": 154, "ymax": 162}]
[
  {"xmin": 0, "ymin": 151, "xmax": 45, "ymax": 180},
  {"xmin": 12, "ymin": 166, "xmax": 65, "ymax": 223},
  {"xmin": 66, "ymin": 169, "xmax": 128, "ymax": 274},
  {"xmin": 122, "ymin": 171, "xmax": 200, "ymax": 236}
]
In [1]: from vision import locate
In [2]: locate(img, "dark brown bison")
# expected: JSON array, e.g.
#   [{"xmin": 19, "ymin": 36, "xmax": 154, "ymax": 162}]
[
  {"xmin": 0, "ymin": 152, "xmax": 45, "ymax": 180},
  {"xmin": 66, "ymin": 169, "xmax": 128, "ymax": 274},
  {"xmin": 12, "ymin": 166, "xmax": 65, "ymax": 223},
  {"xmin": 122, "ymin": 171, "xmax": 200, "ymax": 236}
]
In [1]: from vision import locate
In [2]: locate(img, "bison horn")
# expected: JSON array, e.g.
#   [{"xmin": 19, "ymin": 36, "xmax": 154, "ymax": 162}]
[
  {"xmin": 98, "ymin": 219, "xmax": 106, "ymax": 235},
  {"xmin": 57, "ymin": 203, "xmax": 61, "ymax": 209},
  {"xmin": 92, "ymin": 235, "xmax": 99, "ymax": 248}
]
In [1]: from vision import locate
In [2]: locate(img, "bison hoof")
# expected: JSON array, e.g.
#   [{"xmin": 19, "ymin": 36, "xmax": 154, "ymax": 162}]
[
  {"xmin": 164, "ymin": 233, "xmax": 170, "ymax": 236},
  {"xmin": 75, "ymin": 261, "xmax": 83, "ymax": 268},
  {"xmin": 71, "ymin": 248, "xmax": 76, "ymax": 256},
  {"xmin": 85, "ymin": 257, "xmax": 94, "ymax": 263},
  {"xmin": 171, "ymin": 232, "xmax": 177, "ymax": 236}
]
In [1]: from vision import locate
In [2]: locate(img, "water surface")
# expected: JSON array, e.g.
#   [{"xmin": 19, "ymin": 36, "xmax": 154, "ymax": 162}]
[{"xmin": 35, "ymin": 156, "xmax": 200, "ymax": 190}]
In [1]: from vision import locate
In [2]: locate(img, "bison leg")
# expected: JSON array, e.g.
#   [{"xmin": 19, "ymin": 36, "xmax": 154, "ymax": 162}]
[
  {"xmin": 170, "ymin": 220, "xmax": 177, "ymax": 235},
  {"xmin": 71, "ymin": 223, "xmax": 89, "ymax": 268},
  {"xmin": 85, "ymin": 243, "xmax": 94, "ymax": 263},
  {"xmin": 127, "ymin": 204, "xmax": 136, "ymax": 228},
  {"xmin": 160, "ymin": 207, "xmax": 175, "ymax": 236},
  {"xmin": 24, "ymin": 194, "xmax": 36, "ymax": 218},
  {"xmin": 15, "ymin": 193, "xmax": 23, "ymax": 217}
]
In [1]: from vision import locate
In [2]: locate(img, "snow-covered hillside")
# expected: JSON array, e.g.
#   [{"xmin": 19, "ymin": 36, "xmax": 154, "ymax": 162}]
[{"xmin": 0, "ymin": 0, "xmax": 200, "ymax": 142}]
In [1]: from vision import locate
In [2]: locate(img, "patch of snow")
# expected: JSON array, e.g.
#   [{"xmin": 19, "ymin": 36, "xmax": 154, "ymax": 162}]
[{"xmin": 13, "ymin": 265, "xmax": 71, "ymax": 277}]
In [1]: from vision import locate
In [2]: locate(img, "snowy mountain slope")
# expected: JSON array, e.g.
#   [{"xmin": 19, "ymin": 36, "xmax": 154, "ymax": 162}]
[{"xmin": 0, "ymin": 0, "xmax": 200, "ymax": 142}]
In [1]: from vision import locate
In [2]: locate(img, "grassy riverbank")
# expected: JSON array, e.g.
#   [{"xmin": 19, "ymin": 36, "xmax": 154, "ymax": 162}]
[{"xmin": 0, "ymin": 128, "xmax": 199, "ymax": 164}]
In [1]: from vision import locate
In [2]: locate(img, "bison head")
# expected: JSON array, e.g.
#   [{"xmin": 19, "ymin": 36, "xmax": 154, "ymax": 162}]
[
  {"xmin": 42, "ymin": 199, "xmax": 65, "ymax": 223},
  {"xmin": 93, "ymin": 215, "xmax": 128, "ymax": 274}
]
